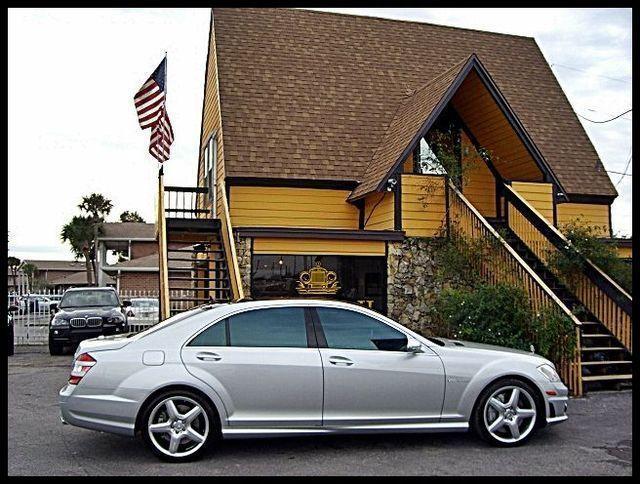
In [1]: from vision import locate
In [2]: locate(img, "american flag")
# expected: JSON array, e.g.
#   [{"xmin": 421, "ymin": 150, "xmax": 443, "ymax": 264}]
[{"xmin": 134, "ymin": 57, "xmax": 174, "ymax": 162}]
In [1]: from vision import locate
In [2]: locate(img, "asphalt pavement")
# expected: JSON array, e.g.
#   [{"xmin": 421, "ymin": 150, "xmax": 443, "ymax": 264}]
[{"xmin": 7, "ymin": 346, "xmax": 632, "ymax": 476}]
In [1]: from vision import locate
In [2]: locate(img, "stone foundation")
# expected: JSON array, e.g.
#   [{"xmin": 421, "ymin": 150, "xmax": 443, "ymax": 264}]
[
  {"xmin": 387, "ymin": 237, "xmax": 444, "ymax": 335},
  {"xmin": 234, "ymin": 236, "xmax": 252, "ymax": 297}
]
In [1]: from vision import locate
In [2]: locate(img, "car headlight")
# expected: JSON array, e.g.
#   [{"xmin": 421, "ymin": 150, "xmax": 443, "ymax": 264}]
[
  {"xmin": 51, "ymin": 317, "xmax": 69, "ymax": 327},
  {"xmin": 107, "ymin": 316, "xmax": 124, "ymax": 324},
  {"xmin": 537, "ymin": 364, "xmax": 560, "ymax": 382}
]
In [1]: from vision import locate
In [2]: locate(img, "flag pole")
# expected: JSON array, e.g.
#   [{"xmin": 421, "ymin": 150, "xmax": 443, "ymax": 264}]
[{"xmin": 157, "ymin": 51, "xmax": 170, "ymax": 320}]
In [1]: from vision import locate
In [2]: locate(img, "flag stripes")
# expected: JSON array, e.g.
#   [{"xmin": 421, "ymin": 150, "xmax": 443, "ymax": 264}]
[{"xmin": 133, "ymin": 58, "xmax": 174, "ymax": 162}]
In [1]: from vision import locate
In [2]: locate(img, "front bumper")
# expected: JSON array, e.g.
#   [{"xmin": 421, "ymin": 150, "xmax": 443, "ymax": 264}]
[
  {"xmin": 50, "ymin": 324, "xmax": 129, "ymax": 344},
  {"xmin": 543, "ymin": 381, "xmax": 569, "ymax": 425}
]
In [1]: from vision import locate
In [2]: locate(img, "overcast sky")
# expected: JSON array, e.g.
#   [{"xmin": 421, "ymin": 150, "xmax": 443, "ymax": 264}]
[{"xmin": 8, "ymin": 8, "xmax": 632, "ymax": 261}]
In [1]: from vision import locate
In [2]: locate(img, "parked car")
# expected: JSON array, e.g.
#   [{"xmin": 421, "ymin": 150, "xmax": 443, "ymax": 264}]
[
  {"xmin": 59, "ymin": 299, "xmax": 568, "ymax": 462},
  {"xmin": 126, "ymin": 298, "xmax": 159, "ymax": 325},
  {"xmin": 49, "ymin": 287, "xmax": 131, "ymax": 355},
  {"xmin": 17, "ymin": 294, "xmax": 57, "ymax": 314}
]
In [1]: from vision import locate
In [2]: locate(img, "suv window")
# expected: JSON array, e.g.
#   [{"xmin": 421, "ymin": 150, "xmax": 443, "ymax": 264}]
[
  {"xmin": 60, "ymin": 290, "xmax": 119, "ymax": 308},
  {"xmin": 316, "ymin": 307, "xmax": 407, "ymax": 351},
  {"xmin": 228, "ymin": 307, "xmax": 307, "ymax": 348}
]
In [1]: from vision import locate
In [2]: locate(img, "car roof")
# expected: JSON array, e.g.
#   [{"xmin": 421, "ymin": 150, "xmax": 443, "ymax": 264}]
[
  {"xmin": 65, "ymin": 287, "xmax": 117, "ymax": 292},
  {"xmin": 212, "ymin": 298, "xmax": 379, "ymax": 316}
]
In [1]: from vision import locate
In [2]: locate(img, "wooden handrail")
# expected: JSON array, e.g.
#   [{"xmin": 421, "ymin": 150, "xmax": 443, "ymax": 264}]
[
  {"xmin": 504, "ymin": 183, "xmax": 632, "ymax": 353},
  {"xmin": 219, "ymin": 186, "xmax": 244, "ymax": 300},
  {"xmin": 447, "ymin": 179, "xmax": 583, "ymax": 395}
]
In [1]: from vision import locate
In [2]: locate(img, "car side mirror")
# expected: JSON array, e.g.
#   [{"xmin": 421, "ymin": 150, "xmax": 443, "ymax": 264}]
[
  {"xmin": 406, "ymin": 337, "xmax": 423, "ymax": 354},
  {"xmin": 127, "ymin": 310, "xmax": 135, "ymax": 317},
  {"xmin": 49, "ymin": 303, "xmax": 58, "ymax": 313},
  {"xmin": 122, "ymin": 300, "xmax": 132, "ymax": 308},
  {"xmin": 8, "ymin": 305, "xmax": 18, "ymax": 314}
]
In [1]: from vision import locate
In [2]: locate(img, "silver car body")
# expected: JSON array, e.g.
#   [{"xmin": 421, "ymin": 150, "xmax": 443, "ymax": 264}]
[{"xmin": 59, "ymin": 299, "xmax": 568, "ymax": 439}]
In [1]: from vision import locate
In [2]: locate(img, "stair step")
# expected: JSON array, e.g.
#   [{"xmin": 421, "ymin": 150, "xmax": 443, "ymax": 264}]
[
  {"xmin": 167, "ymin": 248, "xmax": 223, "ymax": 254},
  {"xmin": 581, "ymin": 334, "xmax": 613, "ymax": 338},
  {"xmin": 168, "ymin": 276, "xmax": 230, "ymax": 282},
  {"xmin": 581, "ymin": 346, "xmax": 625, "ymax": 351},
  {"xmin": 582, "ymin": 374, "xmax": 632, "ymax": 382},
  {"xmin": 581, "ymin": 360, "xmax": 632, "ymax": 366},
  {"xmin": 166, "ymin": 257, "xmax": 223, "ymax": 262},
  {"xmin": 169, "ymin": 297, "xmax": 221, "ymax": 303},
  {"xmin": 579, "ymin": 321, "xmax": 600, "ymax": 325}
]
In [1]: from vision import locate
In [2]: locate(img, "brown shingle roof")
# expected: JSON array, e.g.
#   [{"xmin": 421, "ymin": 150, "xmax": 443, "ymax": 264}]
[
  {"xmin": 99, "ymin": 223, "xmax": 156, "ymax": 240},
  {"xmin": 24, "ymin": 260, "xmax": 85, "ymax": 272},
  {"xmin": 212, "ymin": 8, "xmax": 617, "ymax": 199},
  {"xmin": 49, "ymin": 271, "xmax": 115, "ymax": 286}
]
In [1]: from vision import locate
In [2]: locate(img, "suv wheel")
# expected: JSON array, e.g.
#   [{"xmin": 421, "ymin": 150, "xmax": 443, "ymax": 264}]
[
  {"xmin": 140, "ymin": 390, "xmax": 217, "ymax": 462},
  {"xmin": 472, "ymin": 378, "xmax": 542, "ymax": 447},
  {"xmin": 48, "ymin": 339, "xmax": 64, "ymax": 356}
]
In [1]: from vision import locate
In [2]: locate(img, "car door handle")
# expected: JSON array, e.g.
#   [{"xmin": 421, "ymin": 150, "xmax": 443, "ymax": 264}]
[
  {"xmin": 328, "ymin": 356, "xmax": 354, "ymax": 366},
  {"xmin": 196, "ymin": 352, "xmax": 222, "ymax": 362}
]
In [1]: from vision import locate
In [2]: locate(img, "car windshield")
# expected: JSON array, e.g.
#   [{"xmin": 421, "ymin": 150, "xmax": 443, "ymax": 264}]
[{"xmin": 60, "ymin": 290, "xmax": 119, "ymax": 308}]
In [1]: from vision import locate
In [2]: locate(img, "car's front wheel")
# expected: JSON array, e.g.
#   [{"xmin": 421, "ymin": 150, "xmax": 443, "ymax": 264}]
[
  {"xmin": 472, "ymin": 378, "xmax": 542, "ymax": 447},
  {"xmin": 140, "ymin": 390, "xmax": 217, "ymax": 462},
  {"xmin": 48, "ymin": 339, "xmax": 64, "ymax": 356}
]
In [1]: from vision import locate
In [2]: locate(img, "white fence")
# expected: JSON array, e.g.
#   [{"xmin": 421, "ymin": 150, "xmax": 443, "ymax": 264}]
[{"xmin": 10, "ymin": 289, "xmax": 161, "ymax": 346}]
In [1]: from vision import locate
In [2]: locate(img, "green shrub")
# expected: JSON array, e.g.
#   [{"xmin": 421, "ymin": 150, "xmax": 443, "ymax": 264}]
[{"xmin": 432, "ymin": 283, "xmax": 576, "ymax": 361}]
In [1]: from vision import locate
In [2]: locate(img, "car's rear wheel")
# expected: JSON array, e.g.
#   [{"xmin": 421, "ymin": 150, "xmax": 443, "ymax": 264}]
[
  {"xmin": 141, "ymin": 390, "xmax": 217, "ymax": 462},
  {"xmin": 472, "ymin": 378, "xmax": 541, "ymax": 447},
  {"xmin": 48, "ymin": 339, "xmax": 64, "ymax": 356}
]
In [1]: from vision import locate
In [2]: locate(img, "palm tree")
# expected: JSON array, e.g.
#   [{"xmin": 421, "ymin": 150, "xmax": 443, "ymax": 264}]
[
  {"xmin": 61, "ymin": 215, "xmax": 95, "ymax": 285},
  {"xmin": 7, "ymin": 256, "xmax": 21, "ymax": 292},
  {"xmin": 78, "ymin": 193, "xmax": 113, "ymax": 284},
  {"xmin": 21, "ymin": 263, "xmax": 39, "ymax": 292}
]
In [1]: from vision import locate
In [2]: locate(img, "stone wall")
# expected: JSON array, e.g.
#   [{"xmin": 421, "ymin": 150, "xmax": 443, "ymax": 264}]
[
  {"xmin": 387, "ymin": 237, "xmax": 443, "ymax": 335},
  {"xmin": 234, "ymin": 236, "xmax": 252, "ymax": 297}
]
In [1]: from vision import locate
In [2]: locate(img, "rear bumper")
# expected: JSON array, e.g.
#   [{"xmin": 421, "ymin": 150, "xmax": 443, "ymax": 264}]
[{"xmin": 59, "ymin": 384, "xmax": 137, "ymax": 437}]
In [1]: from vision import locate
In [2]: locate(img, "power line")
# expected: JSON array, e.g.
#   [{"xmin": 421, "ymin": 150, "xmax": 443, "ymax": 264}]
[
  {"xmin": 607, "ymin": 170, "xmax": 632, "ymax": 177},
  {"xmin": 578, "ymin": 109, "xmax": 632, "ymax": 124},
  {"xmin": 550, "ymin": 62, "xmax": 631, "ymax": 84},
  {"xmin": 615, "ymin": 154, "xmax": 632, "ymax": 188}
]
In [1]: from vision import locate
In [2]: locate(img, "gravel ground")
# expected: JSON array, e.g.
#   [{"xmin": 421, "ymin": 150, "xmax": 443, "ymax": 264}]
[{"xmin": 8, "ymin": 346, "xmax": 632, "ymax": 476}]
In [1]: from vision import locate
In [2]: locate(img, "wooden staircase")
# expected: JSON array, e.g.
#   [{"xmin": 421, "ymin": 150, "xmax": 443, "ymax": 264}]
[
  {"xmin": 488, "ymin": 219, "xmax": 632, "ymax": 392},
  {"xmin": 157, "ymin": 183, "xmax": 243, "ymax": 318}
]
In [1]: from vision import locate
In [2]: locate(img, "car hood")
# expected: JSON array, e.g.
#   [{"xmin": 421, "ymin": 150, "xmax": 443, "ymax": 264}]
[
  {"xmin": 56, "ymin": 307, "xmax": 122, "ymax": 318},
  {"xmin": 430, "ymin": 337, "xmax": 541, "ymax": 358}
]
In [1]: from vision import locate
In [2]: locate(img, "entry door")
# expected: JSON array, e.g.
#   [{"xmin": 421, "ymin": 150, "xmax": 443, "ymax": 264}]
[
  {"xmin": 181, "ymin": 307, "xmax": 323, "ymax": 427},
  {"xmin": 313, "ymin": 307, "xmax": 445, "ymax": 426}
]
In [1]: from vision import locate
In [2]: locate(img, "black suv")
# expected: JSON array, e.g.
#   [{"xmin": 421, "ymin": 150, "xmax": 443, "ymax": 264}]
[{"xmin": 49, "ymin": 287, "xmax": 131, "ymax": 355}]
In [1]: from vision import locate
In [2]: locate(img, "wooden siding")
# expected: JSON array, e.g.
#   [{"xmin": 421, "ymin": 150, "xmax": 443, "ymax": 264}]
[
  {"xmin": 253, "ymin": 237, "xmax": 385, "ymax": 256},
  {"xmin": 402, "ymin": 152, "xmax": 414, "ymax": 173},
  {"xmin": 198, "ymin": 15, "xmax": 226, "ymax": 216},
  {"xmin": 461, "ymin": 131, "xmax": 496, "ymax": 218},
  {"xmin": 616, "ymin": 246, "xmax": 632, "ymax": 259},
  {"xmin": 401, "ymin": 174, "xmax": 446, "ymax": 237},
  {"xmin": 229, "ymin": 186, "xmax": 359, "ymax": 229},
  {"xmin": 364, "ymin": 192, "xmax": 394, "ymax": 230},
  {"xmin": 452, "ymin": 70, "xmax": 543, "ymax": 182},
  {"xmin": 557, "ymin": 203, "xmax": 611, "ymax": 237},
  {"xmin": 511, "ymin": 181, "xmax": 554, "ymax": 224}
]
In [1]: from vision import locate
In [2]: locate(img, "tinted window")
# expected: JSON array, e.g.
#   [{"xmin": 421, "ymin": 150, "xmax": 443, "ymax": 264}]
[
  {"xmin": 60, "ymin": 290, "xmax": 119, "ymax": 308},
  {"xmin": 189, "ymin": 320, "xmax": 227, "ymax": 346},
  {"xmin": 316, "ymin": 308, "xmax": 407, "ymax": 351},
  {"xmin": 228, "ymin": 308, "xmax": 307, "ymax": 348}
]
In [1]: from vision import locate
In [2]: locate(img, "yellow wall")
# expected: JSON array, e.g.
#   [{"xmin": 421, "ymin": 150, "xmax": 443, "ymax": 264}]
[
  {"xmin": 364, "ymin": 192, "xmax": 394, "ymax": 230},
  {"xmin": 557, "ymin": 203, "xmax": 611, "ymax": 237},
  {"xmin": 401, "ymin": 174, "xmax": 446, "ymax": 237},
  {"xmin": 511, "ymin": 181, "xmax": 554, "ymax": 224},
  {"xmin": 461, "ymin": 131, "xmax": 496, "ymax": 218},
  {"xmin": 229, "ymin": 186, "xmax": 359, "ymax": 229},
  {"xmin": 253, "ymin": 237, "xmax": 385, "ymax": 256}
]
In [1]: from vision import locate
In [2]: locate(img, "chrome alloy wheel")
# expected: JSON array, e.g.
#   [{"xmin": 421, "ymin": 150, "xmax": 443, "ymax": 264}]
[
  {"xmin": 483, "ymin": 385, "xmax": 537, "ymax": 444},
  {"xmin": 147, "ymin": 396, "xmax": 210, "ymax": 458}
]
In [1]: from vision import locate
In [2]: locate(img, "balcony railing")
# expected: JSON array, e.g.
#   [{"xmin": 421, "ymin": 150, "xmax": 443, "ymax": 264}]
[{"xmin": 164, "ymin": 186, "xmax": 211, "ymax": 219}]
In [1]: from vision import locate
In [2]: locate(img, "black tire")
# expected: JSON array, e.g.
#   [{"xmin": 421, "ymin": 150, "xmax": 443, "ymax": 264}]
[
  {"xmin": 48, "ymin": 339, "xmax": 64, "ymax": 356},
  {"xmin": 140, "ymin": 389, "xmax": 218, "ymax": 462},
  {"xmin": 471, "ymin": 377, "xmax": 543, "ymax": 447}
]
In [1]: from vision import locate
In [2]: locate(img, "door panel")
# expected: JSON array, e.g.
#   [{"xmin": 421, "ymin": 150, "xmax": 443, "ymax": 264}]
[
  {"xmin": 319, "ymin": 347, "xmax": 445, "ymax": 426},
  {"xmin": 182, "ymin": 345, "xmax": 323, "ymax": 427}
]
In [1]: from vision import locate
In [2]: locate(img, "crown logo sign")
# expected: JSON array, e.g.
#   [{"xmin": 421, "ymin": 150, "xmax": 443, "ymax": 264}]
[{"xmin": 296, "ymin": 262, "xmax": 340, "ymax": 295}]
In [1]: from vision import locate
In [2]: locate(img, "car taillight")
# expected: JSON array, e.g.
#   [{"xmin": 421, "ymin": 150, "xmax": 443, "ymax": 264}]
[{"xmin": 68, "ymin": 353, "xmax": 96, "ymax": 385}]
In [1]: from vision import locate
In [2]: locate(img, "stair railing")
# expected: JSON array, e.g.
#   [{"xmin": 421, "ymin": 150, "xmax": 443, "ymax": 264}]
[
  {"xmin": 218, "ymin": 186, "xmax": 245, "ymax": 301},
  {"xmin": 447, "ymin": 180, "xmax": 583, "ymax": 395},
  {"xmin": 504, "ymin": 183, "xmax": 632, "ymax": 353}
]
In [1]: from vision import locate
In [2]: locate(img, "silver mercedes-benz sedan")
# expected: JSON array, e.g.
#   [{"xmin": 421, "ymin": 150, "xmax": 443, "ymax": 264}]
[{"xmin": 59, "ymin": 299, "xmax": 568, "ymax": 462}]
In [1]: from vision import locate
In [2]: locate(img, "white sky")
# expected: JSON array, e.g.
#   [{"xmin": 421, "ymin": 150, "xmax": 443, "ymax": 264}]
[{"xmin": 8, "ymin": 8, "xmax": 632, "ymax": 261}]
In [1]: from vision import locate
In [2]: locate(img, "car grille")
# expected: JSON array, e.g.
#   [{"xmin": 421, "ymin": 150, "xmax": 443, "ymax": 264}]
[
  {"xmin": 70, "ymin": 318, "xmax": 87, "ymax": 328},
  {"xmin": 87, "ymin": 317, "xmax": 103, "ymax": 328}
]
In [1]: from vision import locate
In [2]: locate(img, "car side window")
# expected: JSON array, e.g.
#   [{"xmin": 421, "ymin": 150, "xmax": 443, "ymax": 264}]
[
  {"xmin": 228, "ymin": 307, "xmax": 308, "ymax": 348},
  {"xmin": 189, "ymin": 320, "xmax": 227, "ymax": 347},
  {"xmin": 316, "ymin": 307, "xmax": 407, "ymax": 351}
]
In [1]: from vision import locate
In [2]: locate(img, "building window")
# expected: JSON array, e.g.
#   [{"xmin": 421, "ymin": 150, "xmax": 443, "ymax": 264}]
[{"xmin": 203, "ymin": 134, "xmax": 217, "ymax": 216}]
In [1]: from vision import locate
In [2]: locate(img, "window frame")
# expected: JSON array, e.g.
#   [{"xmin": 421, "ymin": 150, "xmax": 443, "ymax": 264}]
[
  {"xmin": 309, "ymin": 306, "xmax": 411, "ymax": 352},
  {"xmin": 186, "ymin": 306, "xmax": 318, "ymax": 349}
]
